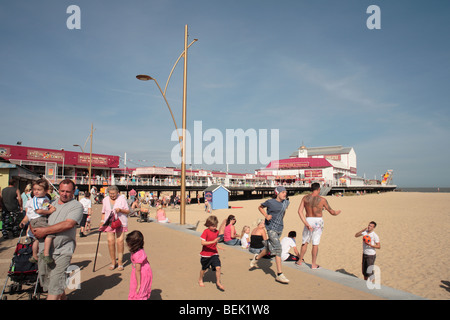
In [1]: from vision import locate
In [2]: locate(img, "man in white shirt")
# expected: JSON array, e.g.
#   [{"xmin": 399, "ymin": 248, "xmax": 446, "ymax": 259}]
[
  {"xmin": 355, "ymin": 221, "xmax": 381, "ymax": 280},
  {"xmin": 281, "ymin": 231, "xmax": 300, "ymax": 262}
]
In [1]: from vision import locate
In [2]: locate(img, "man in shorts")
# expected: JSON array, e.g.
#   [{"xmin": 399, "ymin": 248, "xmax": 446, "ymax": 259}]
[
  {"xmin": 32, "ymin": 179, "xmax": 83, "ymax": 300},
  {"xmin": 250, "ymin": 186, "xmax": 290, "ymax": 284},
  {"xmin": 297, "ymin": 183, "xmax": 341, "ymax": 269}
]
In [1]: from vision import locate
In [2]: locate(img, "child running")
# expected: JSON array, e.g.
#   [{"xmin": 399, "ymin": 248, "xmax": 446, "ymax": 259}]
[
  {"xmin": 126, "ymin": 230, "xmax": 153, "ymax": 300},
  {"xmin": 199, "ymin": 215, "xmax": 225, "ymax": 290},
  {"xmin": 24, "ymin": 179, "xmax": 56, "ymax": 265}
]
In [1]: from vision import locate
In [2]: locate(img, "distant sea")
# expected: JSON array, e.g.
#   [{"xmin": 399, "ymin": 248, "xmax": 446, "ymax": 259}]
[{"xmin": 397, "ymin": 187, "xmax": 450, "ymax": 193}]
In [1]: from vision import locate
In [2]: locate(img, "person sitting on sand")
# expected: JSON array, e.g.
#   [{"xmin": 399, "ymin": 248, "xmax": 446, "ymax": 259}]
[
  {"xmin": 223, "ymin": 215, "xmax": 241, "ymax": 246},
  {"xmin": 240, "ymin": 226, "xmax": 250, "ymax": 249},
  {"xmin": 281, "ymin": 231, "xmax": 300, "ymax": 262},
  {"xmin": 249, "ymin": 219, "xmax": 269, "ymax": 255},
  {"xmin": 156, "ymin": 205, "xmax": 170, "ymax": 223}
]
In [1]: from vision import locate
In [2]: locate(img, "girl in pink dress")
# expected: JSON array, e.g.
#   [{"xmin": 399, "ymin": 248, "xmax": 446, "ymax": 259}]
[{"xmin": 126, "ymin": 231, "xmax": 153, "ymax": 300}]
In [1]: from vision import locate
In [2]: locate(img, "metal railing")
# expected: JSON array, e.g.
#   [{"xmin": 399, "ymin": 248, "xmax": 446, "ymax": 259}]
[{"xmin": 53, "ymin": 175, "xmax": 384, "ymax": 189}]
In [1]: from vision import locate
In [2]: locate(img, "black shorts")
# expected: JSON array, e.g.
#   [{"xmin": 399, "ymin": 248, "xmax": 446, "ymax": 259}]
[
  {"xmin": 200, "ymin": 255, "xmax": 221, "ymax": 271},
  {"xmin": 362, "ymin": 254, "xmax": 376, "ymax": 277},
  {"xmin": 80, "ymin": 214, "xmax": 88, "ymax": 228}
]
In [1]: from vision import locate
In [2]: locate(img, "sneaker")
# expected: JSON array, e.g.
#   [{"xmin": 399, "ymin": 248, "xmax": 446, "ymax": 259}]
[
  {"xmin": 275, "ymin": 273, "xmax": 290, "ymax": 284},
  {"xmin": 250, "ymin": 254, "xmax": 258, "ymax": 268}
]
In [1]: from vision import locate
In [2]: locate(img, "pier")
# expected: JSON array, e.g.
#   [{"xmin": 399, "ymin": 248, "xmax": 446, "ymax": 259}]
[{"xmin": 74, "ymin": 179, "xmax": 396, "ymax": 201}]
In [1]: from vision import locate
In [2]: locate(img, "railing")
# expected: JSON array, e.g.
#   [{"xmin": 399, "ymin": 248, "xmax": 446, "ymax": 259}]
[{"xmin": 53, "ymin": 175, "xmax": 385, "ymax": 189}]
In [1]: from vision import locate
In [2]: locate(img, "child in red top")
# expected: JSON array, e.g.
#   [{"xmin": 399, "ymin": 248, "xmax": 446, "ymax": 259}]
[{"xmin": 199, "ymin": 215, "xmax": 225, "ymax": 290}]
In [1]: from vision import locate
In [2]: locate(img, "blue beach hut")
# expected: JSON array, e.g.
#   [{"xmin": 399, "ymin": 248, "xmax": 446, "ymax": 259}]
[{"xmin": 203, "ymin": 185, "xmax": 230, "ymax": 210}]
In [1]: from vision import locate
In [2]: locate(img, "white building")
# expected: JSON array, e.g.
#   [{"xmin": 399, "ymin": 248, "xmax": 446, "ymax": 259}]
[{"xmin": 256, "ymin": 145, "xmax": 365, "ymax": 186}]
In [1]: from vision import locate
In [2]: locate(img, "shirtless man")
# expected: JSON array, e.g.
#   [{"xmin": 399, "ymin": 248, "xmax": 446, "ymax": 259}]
[{"xmin": 296, "ymin": 183, "xmax": 341, "ymax": 269}]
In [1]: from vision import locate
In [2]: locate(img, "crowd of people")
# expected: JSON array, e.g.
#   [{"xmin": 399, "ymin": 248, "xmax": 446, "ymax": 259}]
[
  {"xmin": 1, "ymin": 179, "xmax": 380, "ymax": 299},
  {"xmin": 200, "ymin": 184, "xmax": 380, "ymax": 290}
]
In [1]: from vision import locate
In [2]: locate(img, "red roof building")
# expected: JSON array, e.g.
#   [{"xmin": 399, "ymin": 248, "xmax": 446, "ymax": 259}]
[{"xmin": 0, "ymin": 144, "xmax": 119, "ymax": 184}]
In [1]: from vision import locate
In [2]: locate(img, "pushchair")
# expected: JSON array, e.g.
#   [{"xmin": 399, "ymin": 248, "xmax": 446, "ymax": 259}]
[
  {"xmin": 136, "ymin": 201, "xmax": 151, "ymax": 223},
  {"xmin": 1, "ymin": 227, "xmax": 42, "ymax": 300},
  {"xmin": 137, "ymin": 208, "xmax": 150, "ymax": 223}
]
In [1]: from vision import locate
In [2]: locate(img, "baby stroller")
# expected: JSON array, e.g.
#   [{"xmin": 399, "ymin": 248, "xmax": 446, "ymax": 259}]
[
  {"xmin": 136, "ymin": 201, "xmax": 151, "ymax": 223},
  {"xmin": 137, "ymin": 209, "xmax": 150, "ymax": 223},
  {"xmin": 1, "ymin": 227, "xmax": 42, "ymax": 300}
]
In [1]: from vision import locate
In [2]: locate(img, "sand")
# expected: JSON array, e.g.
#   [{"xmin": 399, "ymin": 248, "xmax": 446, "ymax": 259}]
[
  {"xmin": 188, "ymin": 191, "xmax": 450, "ymax": 300},
  {"xmin": 1, "ymin": 191, "xmax": 449, "ymax": 300}
]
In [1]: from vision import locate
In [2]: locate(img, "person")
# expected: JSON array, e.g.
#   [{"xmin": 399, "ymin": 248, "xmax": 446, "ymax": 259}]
[
  {"xmin": 31, "ymin": 179, "xmax": 83, "ymax": 300},
  {"xmin": 100, "ymin": 185, "xmax": 130, "ymax": 271},
  {"xmin": 21, "ymin": 179, "xmax": 56, "ymax": 264},
  {"xmin": 281, "ymin": 231, "xmax": 300, "ymax": 262},
  {"xmin": 48, "ymin": 185, "xmax": 58, "ymax": 202},
  {"xmin": 156, "ymin": 205, "xmax": 170, "ymax": 223},
  {"xmin": 297, "ymin": 182, "xmax": 341, "ymax": 269},
  {"xmin": 79, "ymin": 191, "xmax": 92, "ymax": 237},
  {"xmin": 126, "ymin": 230, "xmax": 153, "ymax": 300},
  {"xmin": 90, "ymin": 186, "xmax": 97, "ymax": 204},
  {"xmin": 129, "ymin": 189, "xmax": 137, "ymax": 202},
  {"xmin": 223, "ymin": 215, "xmax": 241, "ymax": 246},
  {"xmin": 217, "ymin": 218, "xmax": 227, "ymax": 242},
  {"xmin": 129, "ymin": 197, "xmax": 140, "ymax": 217},
  {"xmin": 250, "ymin": 186, "xmax": 290, "ymax": 284},
  {"xmin": 248, "ymin": 219, "xmax": 269, "ymax": 255},
  {"xmin": 355, "ymin": 221, "xmax": 381, "ymax": 280},
  {"xmin": 21, "ymin": 184, "xmax": 32, "ymax": 211},
  {"xmin": 1, "ymin": 179, "xmax": 23, "ymax": 239},
  {"xmin": 240, "ymin": 225, "xmax": 250, "ymax": 249},
  {"xmin": 205, "ymin": 198, "xmax": 211, "ymax": 213},
  {"xmin": 199, "ymin": 215, "xmax": 224, "ymax": 290},
  {"xmin": 74, "ymin": 186, "xmax": 79, "ymax": 200}
]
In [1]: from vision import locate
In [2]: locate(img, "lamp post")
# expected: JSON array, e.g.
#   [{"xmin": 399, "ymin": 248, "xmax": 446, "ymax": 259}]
[
  {"xmin": 136, "ymin": 25, "xmax": 195, "ymax": 225},
  {"xmin": 74, "ymin": 124, "xmax": 95, "ymax": 192}
]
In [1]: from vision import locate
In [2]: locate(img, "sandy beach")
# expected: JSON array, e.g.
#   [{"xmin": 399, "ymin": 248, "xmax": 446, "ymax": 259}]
[
  {"xmin": 1, "ymin": 191, "xmax": 449, "ymax": 301},
  {"xmin": 171, "ymin": 191, "xmax": 450, "ymax": 300},
  {"xmin": 190, "ymin": 192, "xmax": 450, "ymax": 299}
]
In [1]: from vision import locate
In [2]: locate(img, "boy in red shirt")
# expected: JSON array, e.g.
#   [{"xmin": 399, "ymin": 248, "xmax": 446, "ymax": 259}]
[{"xmin": 199, "ymin": 215, "xmax": 225, "ymax": 290}]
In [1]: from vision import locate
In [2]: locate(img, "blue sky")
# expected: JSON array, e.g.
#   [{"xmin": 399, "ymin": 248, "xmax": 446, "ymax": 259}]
[{"xmin": 1, "ymin": 0, "xmax": 449, "ymax": 187}]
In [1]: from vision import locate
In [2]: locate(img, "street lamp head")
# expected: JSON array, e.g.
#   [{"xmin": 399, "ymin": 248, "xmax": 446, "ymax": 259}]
[{"xmin": 136, "ymin": 74, "xmax": 153, "ymax": 81}]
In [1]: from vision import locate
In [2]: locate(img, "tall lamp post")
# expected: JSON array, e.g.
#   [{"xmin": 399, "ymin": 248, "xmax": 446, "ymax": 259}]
[
  {"xmin": 137, "ymin": 25, "xmax": 196, "ymax": 225},
  {"xmin": 73, "ymin": 123, "xmax": 95, "ymax": 192}
]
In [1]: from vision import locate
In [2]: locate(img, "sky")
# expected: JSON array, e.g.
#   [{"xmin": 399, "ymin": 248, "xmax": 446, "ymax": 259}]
[{"xmin": 0, "ymin": 0, "xmax": 449, "ymax": 187}]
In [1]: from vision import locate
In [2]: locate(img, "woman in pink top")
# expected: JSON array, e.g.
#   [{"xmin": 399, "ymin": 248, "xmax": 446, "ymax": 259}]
[
  {"xmin": 223, "ymin": 215, "xmax": 240, "ymax": 246},
  {"xmin": 100, "ymin": 185, "xmax": 130, "ymax": 271}
]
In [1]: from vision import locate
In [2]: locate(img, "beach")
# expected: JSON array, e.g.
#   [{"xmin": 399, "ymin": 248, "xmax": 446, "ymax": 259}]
[
  {"xmin": 1, "ymin": 191, "xmax": 448, "ymax": 301},
  {"xmin": 171, "ymin": 191, "xmax": 450, "ymax": 300}
]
